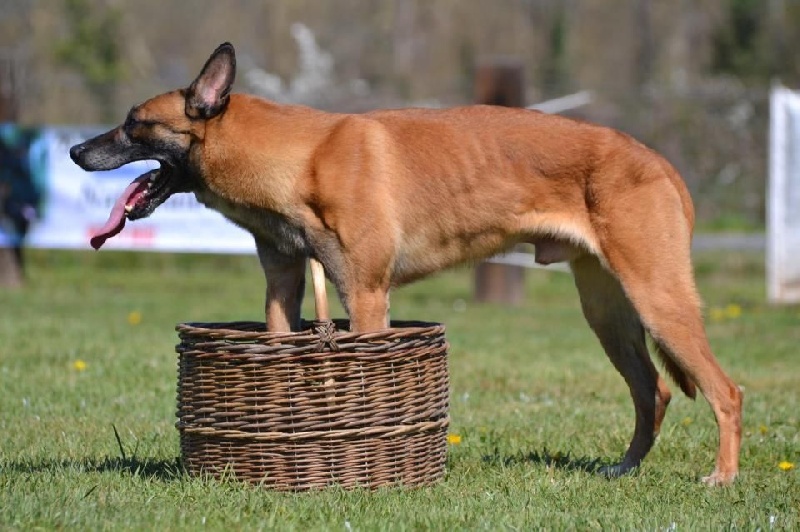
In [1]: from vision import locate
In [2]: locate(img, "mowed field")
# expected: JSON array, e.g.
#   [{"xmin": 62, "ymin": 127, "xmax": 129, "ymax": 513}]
[{"xmin": 1, "ymin": 249, "xmax": 798, "ymax": 530}]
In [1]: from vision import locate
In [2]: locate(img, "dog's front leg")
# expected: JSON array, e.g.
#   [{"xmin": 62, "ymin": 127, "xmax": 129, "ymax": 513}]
[
  {"xmin": 346, "ymin": 287, "xmax": 390, "ymax": 332},
  {"xmin": 255, "ymin": 238, "xmax": 306, "ymax": 332}
]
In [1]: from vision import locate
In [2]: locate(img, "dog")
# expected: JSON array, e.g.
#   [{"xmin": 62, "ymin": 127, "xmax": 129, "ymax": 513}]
[{"xmin": 70, "ymin": 43, "xmax": 742, "ymax": 485}]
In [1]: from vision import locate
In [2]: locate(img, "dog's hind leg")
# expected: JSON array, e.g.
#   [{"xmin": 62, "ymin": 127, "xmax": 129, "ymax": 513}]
[
  {"xmin": 571, "ymin": 254, "xmax": 672, "ymax": 477},
  {"xmin": 605, "ymin": 251, "xmax": 742, "ymax": 485},
  {"xmin": 593, "ymin": 179, "xmax": 742, "ymax": 485}
]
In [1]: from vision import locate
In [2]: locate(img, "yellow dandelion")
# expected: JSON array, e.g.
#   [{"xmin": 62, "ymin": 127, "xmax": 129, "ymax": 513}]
[
  {"xmin": 447, "ymin": 434, "xmax": 462, "ymax": 445},
  {"xmin": 759, "ymin": 425, "xmax": 768, "ymax": 436},
  {"xmin": 73, "ymin": 360, "xmax": 87, "ymax": 371},
  {"xmin": 709, "ymin": 307, "xmax": 725, "ymax": 322},
  {"xmin": 778, "ymin": 461, "xmax": 794, "ymax": 471},
  {"xmin": 725, "ymin": 303, "xmax": 742, "ymax": 319},
  {"xmin": 127, "ymin": 311, "xmax": 142, "ymax": 325},
  {"xmin": 681, "ymin": 416, "xmax": 693, "ymax": 426}
]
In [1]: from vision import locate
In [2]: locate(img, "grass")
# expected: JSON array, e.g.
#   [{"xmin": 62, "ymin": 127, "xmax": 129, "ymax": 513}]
[{"xmin": 1, "ymin": 249, "xmax": 798, "ymax": 530}]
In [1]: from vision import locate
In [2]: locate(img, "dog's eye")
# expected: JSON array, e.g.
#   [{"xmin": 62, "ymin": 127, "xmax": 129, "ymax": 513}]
[{"xmin": 123, "ymin": 108, "xmax": 141, "ymax": 131}]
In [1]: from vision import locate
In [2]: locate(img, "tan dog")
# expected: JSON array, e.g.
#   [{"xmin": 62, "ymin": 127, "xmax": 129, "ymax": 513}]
[{"xmin": 70, "ymin": 43, "xmax": 742, "ymax": 485}]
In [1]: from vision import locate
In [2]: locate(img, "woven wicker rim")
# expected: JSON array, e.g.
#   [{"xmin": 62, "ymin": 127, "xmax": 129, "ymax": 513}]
[{"xmin": 176, "ymin": 319, "xmax": 447, "ymax": 356}]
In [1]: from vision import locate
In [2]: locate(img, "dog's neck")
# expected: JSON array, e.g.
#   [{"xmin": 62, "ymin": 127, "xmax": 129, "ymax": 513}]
[{"xmin": 191, "ymin": 95, "xmax": 338, "ymax": 214}]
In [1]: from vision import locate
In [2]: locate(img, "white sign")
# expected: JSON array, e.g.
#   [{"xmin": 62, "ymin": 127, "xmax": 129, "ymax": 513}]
[
  {"xmin": 768, "ymin": 86, "xmax": 800, "ymax": 303},
  {"xmin": 27, "ymin": 127, "xmax": 257, "ymax": 254}
]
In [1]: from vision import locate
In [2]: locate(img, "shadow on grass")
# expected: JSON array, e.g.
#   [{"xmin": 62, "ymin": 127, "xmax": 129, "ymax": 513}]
[
  {"xmin": 481, "ymin": 447, "xmax": 613, "ymax": 474},
  {"xmin": 6, "ymin": 456, "xmax": 185, "ymax": 482}
]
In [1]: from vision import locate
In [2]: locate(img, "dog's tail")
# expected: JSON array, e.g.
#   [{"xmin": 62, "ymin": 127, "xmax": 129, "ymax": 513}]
[
  {"xmin": 653, "ymin": 338, "xmax": 697, "ymax": 399},
  {"xmin": 652, "ymin": 162, "xmax": 697, "ymax": 400}
]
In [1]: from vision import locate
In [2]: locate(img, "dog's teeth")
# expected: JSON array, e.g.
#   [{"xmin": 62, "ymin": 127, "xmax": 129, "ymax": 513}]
[{"xmin": 124, "ymin": 204, "xmax": 132, "ymax": 213}]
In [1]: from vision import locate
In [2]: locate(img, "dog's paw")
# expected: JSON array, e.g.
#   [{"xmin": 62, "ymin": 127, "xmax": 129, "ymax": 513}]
[
  {"xmin": 700, "ymin": 470, "xmax": 737, "ymax": 486},
  {"xmin": 597, "ymin": 461, "xmax": 638, "ymax": 478}
]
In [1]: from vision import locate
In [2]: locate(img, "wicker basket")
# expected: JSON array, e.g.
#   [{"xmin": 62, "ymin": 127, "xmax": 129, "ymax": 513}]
[{"xmin": 175, "ymin": 317, "xmax": 450, "ymax": 490}]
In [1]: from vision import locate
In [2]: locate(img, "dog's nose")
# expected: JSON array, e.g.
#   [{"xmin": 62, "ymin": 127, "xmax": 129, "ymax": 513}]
[{"xmin": 69, "ymin": 143, "xmax": 84, "ymax": 163}]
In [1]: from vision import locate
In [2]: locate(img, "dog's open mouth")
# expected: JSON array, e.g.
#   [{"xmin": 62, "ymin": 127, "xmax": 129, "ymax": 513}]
[{"xmin": 90, "ymin": 166, "xmax": 177, "ymax": 250}]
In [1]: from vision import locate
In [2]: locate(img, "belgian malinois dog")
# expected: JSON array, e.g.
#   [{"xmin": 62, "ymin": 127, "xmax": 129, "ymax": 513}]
[{"xmin": 70, "ymin": 43, "xmax": 742, "ymax": 485}]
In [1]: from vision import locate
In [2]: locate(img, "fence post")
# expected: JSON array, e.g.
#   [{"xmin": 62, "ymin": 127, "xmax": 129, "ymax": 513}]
[
  {"xmin": 473, "ymin": 58, "xmax": 526, "ymax": 305},
  {"xmin": 0, "ymin": 47, "xmax": 23, "ymax": 288}
]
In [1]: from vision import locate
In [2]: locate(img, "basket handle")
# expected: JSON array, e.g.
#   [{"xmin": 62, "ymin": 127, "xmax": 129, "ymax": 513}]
[{"xmin": 309, "ymin": 257, "xmax": 330, "ymax": 321}]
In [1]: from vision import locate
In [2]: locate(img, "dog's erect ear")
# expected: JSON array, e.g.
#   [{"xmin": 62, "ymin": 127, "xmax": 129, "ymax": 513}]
[{"xmin": 186, "ymin": 43, "xmax": 236, "ymax": 119}]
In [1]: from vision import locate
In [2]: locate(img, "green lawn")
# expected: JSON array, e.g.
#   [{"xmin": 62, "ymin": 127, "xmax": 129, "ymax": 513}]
[{"xmin": 1, "ymin": 249, "xmax": 798, "ymax": 530}]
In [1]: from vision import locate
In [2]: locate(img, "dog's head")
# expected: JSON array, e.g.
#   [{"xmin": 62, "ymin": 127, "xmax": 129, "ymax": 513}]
[{"xmin": 69, "ymin": 43, "xmax": 237, "ymax": 248}]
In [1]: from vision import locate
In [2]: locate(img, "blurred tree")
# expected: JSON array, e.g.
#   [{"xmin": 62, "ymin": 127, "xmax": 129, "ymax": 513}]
[
  {"xmin": 712, "ymin": 0, "xmax": 769, "ymax": 80},
  {"xmin": 54, "ymin": 0, "xmax": 124, "ymax": 123},
  {"xmin": 634, "ymin": 0, "xmax": 654, "ymax": 87},
  {"xmin": 540, "ymin": 2, "xmax": 570, "ymax": 98}
]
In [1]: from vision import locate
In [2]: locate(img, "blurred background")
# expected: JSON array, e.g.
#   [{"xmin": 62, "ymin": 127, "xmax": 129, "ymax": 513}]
[{"xmin": 2, "ymin": 0, "xmax": 800, "ymax": 231}]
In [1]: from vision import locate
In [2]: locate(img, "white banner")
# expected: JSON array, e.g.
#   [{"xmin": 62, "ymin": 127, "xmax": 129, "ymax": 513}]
[
  {"xmin": 768, "ymin": 86, "xmax": 800, "ymax": 303},
  {"xmin": 26, "ymin": 127, "xmax": 257, "ymax": 254}
]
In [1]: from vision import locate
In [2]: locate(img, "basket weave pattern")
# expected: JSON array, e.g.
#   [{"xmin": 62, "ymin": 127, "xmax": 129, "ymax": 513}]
[{"xmin": 176, "ymin": 319, "xmax": 449, "ymax": 490}]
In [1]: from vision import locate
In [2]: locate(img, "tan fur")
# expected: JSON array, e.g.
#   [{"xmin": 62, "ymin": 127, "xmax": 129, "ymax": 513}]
[{"xmin": 72, "ymin": 44, "xmax": 742, "ymax": 485}]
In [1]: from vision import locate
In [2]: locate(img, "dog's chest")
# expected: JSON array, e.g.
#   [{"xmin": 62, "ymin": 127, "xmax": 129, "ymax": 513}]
[{"xmin": 193, "ymin": 187, "xmax": 308, "ymax": 255}]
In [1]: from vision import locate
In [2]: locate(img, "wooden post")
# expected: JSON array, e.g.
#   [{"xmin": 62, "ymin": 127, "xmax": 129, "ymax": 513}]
[
  {"xmin": 0, "ymin": 47, "xmax": 23, "ymax": 288},
  {"xmin": 473, "ymin": 58, "xmax": 526, "ymax": 305},
  {"xmin": 0, "ymin": 245, "xmax": 23, "ymax": 287}
]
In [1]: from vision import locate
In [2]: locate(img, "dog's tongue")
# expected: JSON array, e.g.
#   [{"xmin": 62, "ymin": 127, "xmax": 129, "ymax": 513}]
[{"xmin": 89, "ymin": 174, "xmax": 151, "ymax": 250}]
